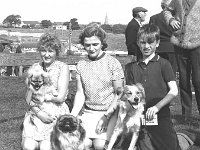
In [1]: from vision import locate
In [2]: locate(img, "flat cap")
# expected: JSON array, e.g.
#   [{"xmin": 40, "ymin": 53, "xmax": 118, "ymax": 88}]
[{"xmin": 132, "ymin": 7, "xmax": 148, "ymax": 14}]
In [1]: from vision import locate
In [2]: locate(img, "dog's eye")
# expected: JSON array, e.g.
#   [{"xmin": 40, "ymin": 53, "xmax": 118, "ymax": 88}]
[
  {"xmin": 136, "ymin": 91, "xmax": 140, "ymax": 95},
  {"xmin": 125, "ymin": 92, "xmax": 132, "ymax": 97},
  {"xmin": 136, "ymin": 91, "xmax": 142, "ymax": 98}
]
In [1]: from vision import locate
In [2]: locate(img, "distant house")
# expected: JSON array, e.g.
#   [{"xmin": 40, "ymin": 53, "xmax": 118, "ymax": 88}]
[
  {"xmin": 20, "ymin": 21, "xmax": 40, "ymax": 28},
  {"xmin": 52, "ymin": 22, "xmax": 67, "ymax": 30}
]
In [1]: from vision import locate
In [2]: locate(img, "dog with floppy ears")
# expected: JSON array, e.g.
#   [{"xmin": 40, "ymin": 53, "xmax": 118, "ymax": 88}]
[
  {"xmin": 105, "ymin": 83, "xmax": 145, "ymax": 150},
  {"xmin": 25, "ymin": 63, "xmax": 67, "ymax": 132},
  {"xmin": 51, "ymin": 114, "xmax": 86, "ymax": 150}
]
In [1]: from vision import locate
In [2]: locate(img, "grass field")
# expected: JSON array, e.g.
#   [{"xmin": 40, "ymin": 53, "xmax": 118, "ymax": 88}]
[{"xmin": 0, "ymin": 76, "xmax": 200, "ymax": 150}]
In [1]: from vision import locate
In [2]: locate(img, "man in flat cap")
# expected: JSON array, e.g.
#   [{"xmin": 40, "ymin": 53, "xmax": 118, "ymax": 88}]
[{"xmin": 125, "ymin": 7, "xmax": 147, "ymax": 60}]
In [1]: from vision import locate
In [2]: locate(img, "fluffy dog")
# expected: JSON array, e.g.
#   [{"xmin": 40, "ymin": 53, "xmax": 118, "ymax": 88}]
[
  {"xmin": 26, "ymin": 63, "xmax": 58, "ymax": 107},
  {"xmin": 106, "ymin": 84, "xmax": 145, "ymax": 150},
  {"xmin": 25, "ymin": 63, "xmax": 68, "ymax": 132},
  {"xmin": 51, "ymin": 114, "xmax": 86, "ymax": 150}
]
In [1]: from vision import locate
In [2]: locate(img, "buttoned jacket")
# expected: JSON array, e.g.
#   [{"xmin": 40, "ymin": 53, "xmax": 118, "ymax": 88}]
[
  {"xmin": 125, "ymin": 18, "xmax": 140, "ymax": 55},
  {"xmin": 163, "ymin": 0, "xmax": 200, "ymax": 49}
]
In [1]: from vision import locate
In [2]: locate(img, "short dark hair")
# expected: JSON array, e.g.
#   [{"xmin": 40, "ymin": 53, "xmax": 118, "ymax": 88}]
[
  {"xmin": 37, "ymin": 33, "xmax": 61, "ymax": 56},
  {"xmin": 137, "ymin": 24, "xmax": 160, "ymax": 43},
  {"xmin": 132, "ymin": 12, "xmax": 139, "ymax": 18},
  {"xmin": 79, "ymin": 23, "xmax": 108, "ymax": 51}
]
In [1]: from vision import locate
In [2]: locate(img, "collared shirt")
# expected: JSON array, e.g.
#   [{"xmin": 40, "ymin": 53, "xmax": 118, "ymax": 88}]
[
  {"xmin": 125, "ymin": 54, "xmax": 175, "ymax": 116},
  {"xmin": 133, "ymin": 17, "xmax": 142, "ymax": 27},
  {"xmin": 143, "ymin": 53, "xmax": 155, "ymax": 64}
]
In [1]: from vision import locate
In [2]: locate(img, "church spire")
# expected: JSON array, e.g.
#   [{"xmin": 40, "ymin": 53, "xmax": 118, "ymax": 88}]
[{"xmin": 104, "ymin": 12, "xmax": 108, "ymax": 25}]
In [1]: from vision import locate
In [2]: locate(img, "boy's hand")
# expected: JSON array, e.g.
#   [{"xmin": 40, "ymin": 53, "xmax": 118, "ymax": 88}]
[{"xmin": 146, "ymin": 106, "xmax": 158, "ymax": 120}]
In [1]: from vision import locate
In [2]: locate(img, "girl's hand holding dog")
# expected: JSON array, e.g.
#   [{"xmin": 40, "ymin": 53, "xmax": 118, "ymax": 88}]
[
  {"xmin": 37, "ymin": 111, "xmax": 56, "ymax": 124},
  {"xmin": 32, "ymin": 93, "xmax": 43, "ymax": 104},
  {"xmin": 95, "ymin": 115, "xmax": 109, "ymax": 134},
  {"xmin": 146, "ymin": 106, "xmax": 159, "ymax": 120}
]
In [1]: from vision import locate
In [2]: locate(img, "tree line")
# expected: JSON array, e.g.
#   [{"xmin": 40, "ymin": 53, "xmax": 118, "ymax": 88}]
[{"xmin": 2, "ymin": 14, "xmax": 127, "ymax": 34}]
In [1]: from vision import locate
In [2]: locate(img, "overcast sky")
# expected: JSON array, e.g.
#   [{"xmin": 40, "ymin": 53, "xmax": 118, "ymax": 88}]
[{"xmin": 0, "ymin": 0, "xmax": 162, "ymax": 25}]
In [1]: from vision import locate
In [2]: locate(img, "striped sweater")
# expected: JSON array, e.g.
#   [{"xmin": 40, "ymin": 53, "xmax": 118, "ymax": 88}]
[{"xmin": 163, "ymin": 0, "xmax": 200, "ymax": 49}]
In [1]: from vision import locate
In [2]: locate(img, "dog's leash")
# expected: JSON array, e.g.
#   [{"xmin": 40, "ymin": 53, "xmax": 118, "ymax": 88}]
[{"xmin": 127, "ymin": 100, "xmax": 136, "ymax": 110}]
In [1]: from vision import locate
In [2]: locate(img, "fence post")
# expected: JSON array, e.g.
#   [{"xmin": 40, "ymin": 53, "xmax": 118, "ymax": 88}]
[
  {"xmin": 19, "ymin": 66, "xmax": 23, "ymax": 76},
  {"xmin": 68, "ymin": 22, "xmax": 72, "ymax": 51}
]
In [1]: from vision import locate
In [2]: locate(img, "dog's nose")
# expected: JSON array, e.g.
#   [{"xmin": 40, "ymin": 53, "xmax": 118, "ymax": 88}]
[{"xmin": 134, "ymin": 97, "xmax": 139, "ymax": 102}]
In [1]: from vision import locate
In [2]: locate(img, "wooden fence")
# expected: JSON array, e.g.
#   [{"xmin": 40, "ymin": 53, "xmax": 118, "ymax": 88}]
[{"xmin": 0, "ymin": 53, "xmax": 132, "ymax": 79}]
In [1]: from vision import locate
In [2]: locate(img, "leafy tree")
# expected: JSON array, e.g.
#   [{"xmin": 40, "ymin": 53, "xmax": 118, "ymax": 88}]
[
  {"xmin": 70, "ymin": 18, "xmax": 80, "ymax": 30},
  {"xmin": 3, "ymin": 15, "xmax": 21, "ymax": 27},
  {"xmin": 112, "ymin": 24, "xmax": 127, "ymax": 34},
  {"xmin": 41, "ymin": 20, "xmax": 52, "ymax": 28},
  {"xmin": 101, "ymin": 24, "xmax": 112, "ymax": 33}
]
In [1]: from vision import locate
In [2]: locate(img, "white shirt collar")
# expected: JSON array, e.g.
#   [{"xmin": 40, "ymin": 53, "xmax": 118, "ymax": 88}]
[
  {"xmin": 134, "ymin": 18, "xmax": 142, "ymax": 27},
  {"xmin": 143, "ymin": 53, "xmax": 156, "ymax": 64}
]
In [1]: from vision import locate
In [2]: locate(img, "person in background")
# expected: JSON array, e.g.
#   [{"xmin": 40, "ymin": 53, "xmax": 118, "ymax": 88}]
[
  {"xmin": 3, "ymin": 44, "xmax": 13, "ymax": 76},
  {"xmin": 0, "ymin": 43, "xmax": 6, "ymax": 76},
  {"xmin": 71, "ymin": 23, "xmax": 124, "ymax": 150},
  {"xmin": 0, "ymin": 43, "xmax": 4, "ymax": 52},
  {"xmin": 14, "ymin": 43, "xmax": 22, "ymax": 76},
  {"xmin": 21, "ymin": 33, "xmax": 70, "ymax": 150},
  {"xmin": 163, "ymin": 0, "xmax": 200, "ymax": 120},
  {"xmin": 149, "ymin": 0, "xmax": 177, "ymax": 75},
  {"xmin": 125, "ymin": 24, "xmax": 181, "ymax": 150},
  {"xmin": 125, "ymin": 6, "xmax": 147, "ymax": 61}
]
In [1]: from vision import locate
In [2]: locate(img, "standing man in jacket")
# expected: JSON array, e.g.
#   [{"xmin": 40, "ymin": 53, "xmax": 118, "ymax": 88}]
[
  {"xmin": 164, "ymin": 0, "xmax": 200, "ymax": 120},
  {"xmin": 125, "ymin": 7, "xmax": 147, "ymax": 60},
  {"xmin": 149, "ymin": 0, "xmax": 177, "ymax": 74}
]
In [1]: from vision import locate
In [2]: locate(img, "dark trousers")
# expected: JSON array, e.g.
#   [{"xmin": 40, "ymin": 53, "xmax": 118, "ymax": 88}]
[
  {"xmin": 6, "ymin": 66, "xmax": 12, "ymax": 76},
  {"xmin": 134, "ymin": 116, "xmax": 180, "ymax": 150},
  {"xmin": 175, "ymin": 46, "xmax": 200, "ymax": 116}
]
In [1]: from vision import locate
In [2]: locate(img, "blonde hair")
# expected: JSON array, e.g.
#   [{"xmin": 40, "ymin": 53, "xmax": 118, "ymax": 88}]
[{"xmin": 37, "ymin": 33, "xmax": 61, "ymax": 56}]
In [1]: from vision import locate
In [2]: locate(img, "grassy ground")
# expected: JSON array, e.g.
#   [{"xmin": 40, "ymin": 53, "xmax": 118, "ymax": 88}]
[{"xmin": 0, "ymin": 77, "xmax": 200, "ymax": 150}]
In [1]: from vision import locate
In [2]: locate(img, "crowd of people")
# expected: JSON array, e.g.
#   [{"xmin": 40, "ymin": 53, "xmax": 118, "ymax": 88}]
[{"xmin": 19, "ymin": 0, "xmax": 200, "ymax": 149}]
